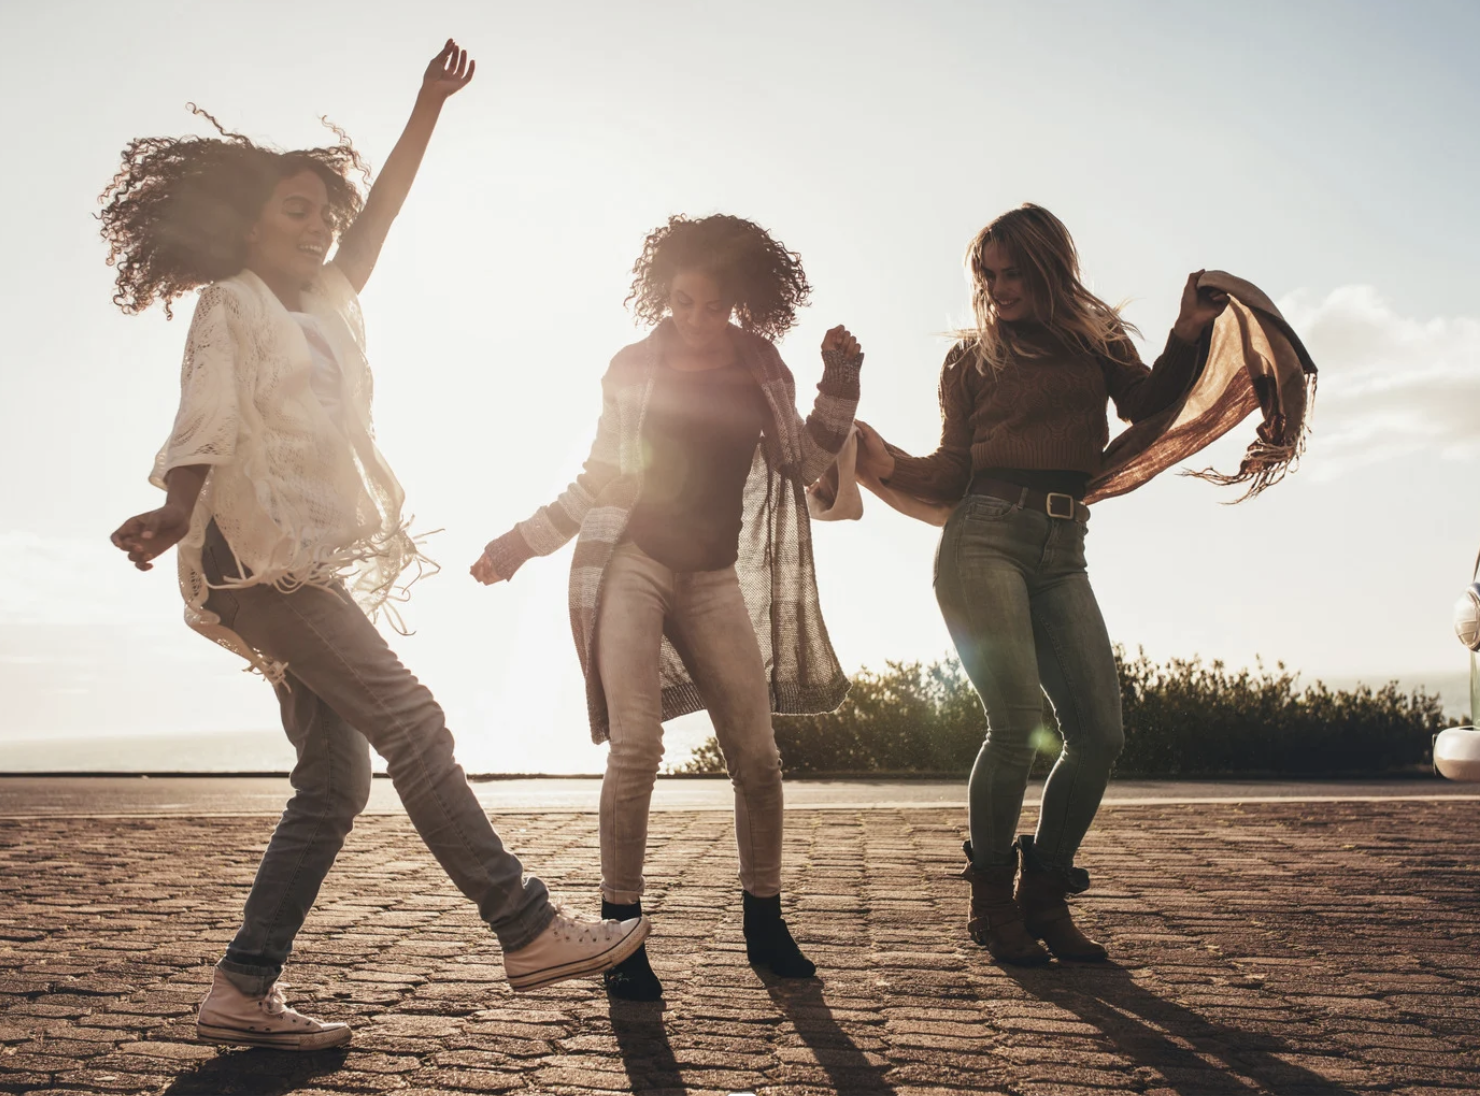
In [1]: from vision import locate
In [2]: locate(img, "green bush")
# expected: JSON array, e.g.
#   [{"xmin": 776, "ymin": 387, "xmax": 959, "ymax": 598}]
[{"xmin": 676, "ymin": 647, "xmax": 1450, "ymax": 777}]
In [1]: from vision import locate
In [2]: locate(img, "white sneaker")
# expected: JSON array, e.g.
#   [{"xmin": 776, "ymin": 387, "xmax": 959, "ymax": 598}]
[
  {"xmin": 196, "ymin": 968, "xmax": 352, "ymax": 1050},
  {"xmin": 504, "ymin": 910, "xmax": 650, "ymax": 992}
]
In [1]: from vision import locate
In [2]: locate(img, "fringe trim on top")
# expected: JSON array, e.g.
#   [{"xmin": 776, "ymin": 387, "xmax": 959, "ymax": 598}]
[{"xmin": 184, "ymin": 514, "xmax": 441, "ymax": 685}]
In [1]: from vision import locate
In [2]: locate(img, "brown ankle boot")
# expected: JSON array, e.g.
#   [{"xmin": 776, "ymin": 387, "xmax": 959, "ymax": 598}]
[
  {"xmin": 1014, "ymin": 836, "xmax": 1108, "ymax": 962},
  {"xmin": 960, "ymin": 841, "xmax": 1049, "ymax": 965}
]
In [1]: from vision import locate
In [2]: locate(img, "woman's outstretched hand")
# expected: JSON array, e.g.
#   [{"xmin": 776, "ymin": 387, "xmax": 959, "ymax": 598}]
[
  {"xmin": 822, "ymin": 325, "xmax": 863, "ymax": 363},
  {"xmin": 854, "ymin": 420, "xmax": 895, "ymax": 482},
  {"xmin": 1172, "ymin": 270, "xmax": 1229, "ymax": 343},
  {"xmin": 422, "ymin": 39, "xmax": 476, "ymax": 101},
  {"xmin": 470, "ymin": 551, "xmax": 505, "ymax": 586},
  {"xmin": 110, "ymin": 504, "xmax": 191, "ymax": 572}
]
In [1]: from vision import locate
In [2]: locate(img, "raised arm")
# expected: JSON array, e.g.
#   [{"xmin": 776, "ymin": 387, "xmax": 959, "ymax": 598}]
[
  {"xmin": 333, "ymin": 39, "xmax": 476, "ymax": 294},
  {"xmin": 786, "ymin": 325, "xmax": 865, "ymax": 484},
  {"xmin": 1103, "ymin": 272, "xmax": 1227, "ymax": 423}
]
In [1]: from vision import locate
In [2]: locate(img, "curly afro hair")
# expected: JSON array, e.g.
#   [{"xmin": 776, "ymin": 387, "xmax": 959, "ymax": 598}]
[
  {"xmin": 625, "ymin": 214, "xmax": 812, "ymax": 341},
  {"xmin": 98, "ymin": 106, "xmax": 371, "ymax": 317}
]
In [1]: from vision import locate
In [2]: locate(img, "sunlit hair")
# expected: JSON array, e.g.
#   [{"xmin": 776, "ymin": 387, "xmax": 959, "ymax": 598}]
[
  {"xmin": 97, "ymin": 106, "xmax": 371, "ymax": 318},
  {"xmin": 959, "ymin": 203, "xmax": 1139, "ymax": 374},
  {"xmin": 626, "ymin": 214, "xmax": 812, "ymax": 341}
]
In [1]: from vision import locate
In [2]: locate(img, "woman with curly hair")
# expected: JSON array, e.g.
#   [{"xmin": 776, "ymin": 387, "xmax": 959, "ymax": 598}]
[
  {"xmin": 473, "ymin": 214, "xmax": 864, "ymax": 1000},
  {"xmin": 105, "ymin": 40, "xmax": 647, "ymax": 1050},
  {"xmin": 855, "ymin": 204, "xmax": 1230, "ymax": 966}
]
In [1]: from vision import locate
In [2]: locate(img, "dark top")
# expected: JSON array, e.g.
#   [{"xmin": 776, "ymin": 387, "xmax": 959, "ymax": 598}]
[{"xmin": 626, "ymin": 359, "xmax": 769, "ymax": 572}]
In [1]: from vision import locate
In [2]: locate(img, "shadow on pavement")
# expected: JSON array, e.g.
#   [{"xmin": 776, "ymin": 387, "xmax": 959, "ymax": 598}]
[
  {"xmin": 765, "ymin": 976, "xmax": 896, "ymax": 1095},
  {"xmin": 161, "ymin": 1046, "xmax": 349, "ymax": 1095},
  {"xmin": 1005, "ymin": 961, "xmax": 1359, "ymax": 1096},
  {"xmin": 609, "ymin": 997, "xmax": 687, "ymax": 1095}
]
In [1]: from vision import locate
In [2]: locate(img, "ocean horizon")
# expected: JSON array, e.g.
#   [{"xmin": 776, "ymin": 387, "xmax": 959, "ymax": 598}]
[
  {"xmin": 0, "ymin": 721, "xmax": 718, "ymax": 776},
  {"xmin": 0, "ymin": 670, "xmax": 1467, "ymax": 775}
]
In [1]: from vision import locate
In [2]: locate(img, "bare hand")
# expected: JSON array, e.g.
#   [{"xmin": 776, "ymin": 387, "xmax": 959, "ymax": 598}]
[
  {"xmin": 470, "ymin": 551, "xmax": 505, "ymax": 586},
  {"xmin": 110, "ymin": 503, "xmax": 191, "ymax": 572},
  {"xmin": 822, "ymin": 325, "xmax": 863, "ymax": 363},
  {"xmin": 422, "ymin": 39, "xmax": 476, "ymax": 101},
  {"xmin": 1172, "ymin": 270, "xmax": 1229, "ymax": 343},
  {"xmin": 854, "ymin": 420, "xmax": 895, "ymax": 481}
]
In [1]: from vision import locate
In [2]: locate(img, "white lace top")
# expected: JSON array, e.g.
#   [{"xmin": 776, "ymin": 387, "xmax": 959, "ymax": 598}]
[{"xmin": 152, "ymin": 264, "xmax": 427, "ymax": 679}]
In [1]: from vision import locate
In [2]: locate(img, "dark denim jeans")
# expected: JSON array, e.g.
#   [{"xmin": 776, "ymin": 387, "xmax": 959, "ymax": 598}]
[
  {"xmin": 933, "ymin": 495, "xmax": 1124, "ymax": 880},
  {"xmin": 201, "ymin": 524, "xmax": 552, "ymax": 995}
]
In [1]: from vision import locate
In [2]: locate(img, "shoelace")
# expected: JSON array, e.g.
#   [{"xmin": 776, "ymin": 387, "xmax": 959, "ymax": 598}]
[
  {"xmin": 260, "ymin": 982, "xmax": 289, "ymax": 1019},
  {"xmin": 549, "ymin": 910, "xmax": 618, "ymax": 947}
]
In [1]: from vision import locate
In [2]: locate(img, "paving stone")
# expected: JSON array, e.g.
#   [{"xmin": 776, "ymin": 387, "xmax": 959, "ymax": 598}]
[{"xmin": 0, "ymin": 801, "xmax": 1476, "ymax": 1093}]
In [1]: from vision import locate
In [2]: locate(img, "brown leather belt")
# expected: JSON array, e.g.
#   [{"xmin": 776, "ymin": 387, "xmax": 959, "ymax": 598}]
[{"xmin": 969, "ymin": 478, "xmax": 1090, "ymax": 523}]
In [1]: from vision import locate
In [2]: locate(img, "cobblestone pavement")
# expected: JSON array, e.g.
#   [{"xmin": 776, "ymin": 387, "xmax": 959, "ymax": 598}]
[
  {"xmin": 1, "ymin": 800, "xmax": 1478, "ymax": 1095},
  {"xmin": 3, "ymin": 776, "xmax": 1476, "ymax": 818}
]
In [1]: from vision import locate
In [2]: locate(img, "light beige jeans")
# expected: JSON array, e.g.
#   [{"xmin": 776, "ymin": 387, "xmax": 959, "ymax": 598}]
[{"xmin": 596, "ymin": 541, "xmax": 784, "ymax": 904}]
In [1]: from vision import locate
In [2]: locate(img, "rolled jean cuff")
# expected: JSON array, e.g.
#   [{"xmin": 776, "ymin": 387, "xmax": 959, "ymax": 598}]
[
  {"xmin": 1052, "ymin": 863, "xmax": 1092, "ymax": 894},
  {"xmin": 492, "ymin": 898, "xmax": 557, "ymax": 955},
  {"xmin": 217, "ymin": 955, "xmax": 281, "ymax": 997},
  {"xmin": 1021, "ymin": 835, "xmax": 1092, "ymax": 894}
]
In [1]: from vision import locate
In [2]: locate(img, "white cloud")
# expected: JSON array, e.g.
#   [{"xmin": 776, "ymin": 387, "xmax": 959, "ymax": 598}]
[{"xmin": 1276, "ymin": 286, "xmax": 1480, "ymax": 477}]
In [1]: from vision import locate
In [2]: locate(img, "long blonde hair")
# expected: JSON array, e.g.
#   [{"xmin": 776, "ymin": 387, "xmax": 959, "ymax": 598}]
[{"xmin": 960, "ymin": 203, "xmax": 1138, "ymax": 374}]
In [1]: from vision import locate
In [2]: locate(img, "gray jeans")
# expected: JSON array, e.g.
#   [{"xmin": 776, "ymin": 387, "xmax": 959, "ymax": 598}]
[
  {"xmin": 201, "ymin": 525, "xmax": 552, "ymax": 995},
  {"xmin": 595, "ymin": 542, "xmax": 783, "ymax": 904},
  {"xmin": 933, "ymin": 496, "xmax": 1125, "ymax": 879}
]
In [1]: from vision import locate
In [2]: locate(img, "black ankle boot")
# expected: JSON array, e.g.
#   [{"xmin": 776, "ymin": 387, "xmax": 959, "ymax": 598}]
[
  {"xmin": 742, "ymin": 891, "xmax": 816, "ymax": 979},
  {"xmin": 601, "ymin": 899, "xmax": 663, "ymax": 1001}
]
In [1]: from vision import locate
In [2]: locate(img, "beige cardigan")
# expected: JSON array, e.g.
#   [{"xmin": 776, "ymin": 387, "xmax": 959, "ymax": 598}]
[{"xmin": 483, "ymin": 322, "xmax": 862, "ymax": 742}]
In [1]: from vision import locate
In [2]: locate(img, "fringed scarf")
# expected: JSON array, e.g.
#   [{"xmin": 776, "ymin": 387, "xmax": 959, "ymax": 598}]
[
  {"xmin": 810, "ymin": 271, "xmax": 1316, "ymax": 525},
  {"xmin": 1087, "ymin": 271, "xmax": 1317, "ymax": 504}
]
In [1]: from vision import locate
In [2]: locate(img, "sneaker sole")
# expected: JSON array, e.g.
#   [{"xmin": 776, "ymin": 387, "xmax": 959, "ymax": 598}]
[
  {"xmin": 507, "ymin": 918, "xmax": 651, "ymax": 993},
  {"xmin": 196, "ymin": 1022, "xmax": 352, "ymax": 1051}
]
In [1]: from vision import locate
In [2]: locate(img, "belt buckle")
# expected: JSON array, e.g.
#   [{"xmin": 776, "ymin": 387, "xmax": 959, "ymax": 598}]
[{"xmin": 1045, "ymin": 492, "xmax": 1075, "ymax": 519}]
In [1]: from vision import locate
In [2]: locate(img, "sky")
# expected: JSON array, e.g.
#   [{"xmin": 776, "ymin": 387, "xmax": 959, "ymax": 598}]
[{"xmin": 0, "ymin": 0, "xmax": 1477, "ymax": 773}]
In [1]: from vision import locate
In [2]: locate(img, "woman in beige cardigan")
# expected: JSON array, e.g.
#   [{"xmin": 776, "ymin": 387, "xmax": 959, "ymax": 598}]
[{"xmin": 474, "ymin": 214, "xmax": 863, "ymax": 1000}]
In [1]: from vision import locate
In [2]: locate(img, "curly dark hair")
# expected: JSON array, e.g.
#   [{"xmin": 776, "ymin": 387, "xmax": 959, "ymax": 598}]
[
  {"xmin": 97, "ymin": 106, "xmax": 371, "ymax": 317},
  {"xmin": 625, "ymin": 214, "xmax": 812, "ymax": 340}
]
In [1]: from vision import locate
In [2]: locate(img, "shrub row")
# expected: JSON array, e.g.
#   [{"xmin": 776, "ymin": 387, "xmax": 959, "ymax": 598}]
[{"xmin": 678, "ymin": 648, "xmax": 1450, "ymax": 777}]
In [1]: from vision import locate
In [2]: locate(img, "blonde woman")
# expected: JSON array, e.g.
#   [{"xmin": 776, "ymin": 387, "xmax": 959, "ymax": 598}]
[
  {"xmin": 856, "ymin": 204, "xmax": 1227, "ymax": 965},
  {"xmin": 103, "ymin": 41, "xmax": 647, "ymax": 1049}
]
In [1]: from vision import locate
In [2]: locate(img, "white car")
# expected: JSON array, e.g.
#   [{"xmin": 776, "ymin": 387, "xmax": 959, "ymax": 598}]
[{"xmin": 1442, "ymin": 578, "xmax": 1480, "ymax": 780}]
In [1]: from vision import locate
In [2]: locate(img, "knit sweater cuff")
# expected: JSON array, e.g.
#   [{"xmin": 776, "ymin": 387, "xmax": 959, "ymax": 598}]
[
  {"xmin": 1163, "ymin": 328, "xmax": 1201, "ymax": 363},
  {"xmin": 882, "ymin": 443, "xmax": 942, "ymax": 500},
  {"xmin": 818, "ymin": 348, "xmax": 863, "ymax": 400},
  {"xmin": 484, "ymin": 528, "xmax": 536, "ymax": 582}
]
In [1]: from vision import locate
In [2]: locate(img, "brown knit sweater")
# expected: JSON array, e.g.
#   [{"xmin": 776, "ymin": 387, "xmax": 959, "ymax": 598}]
[{"xmin": 885, "ymin": 327, "xmax": 1200, "ymax": 504}]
